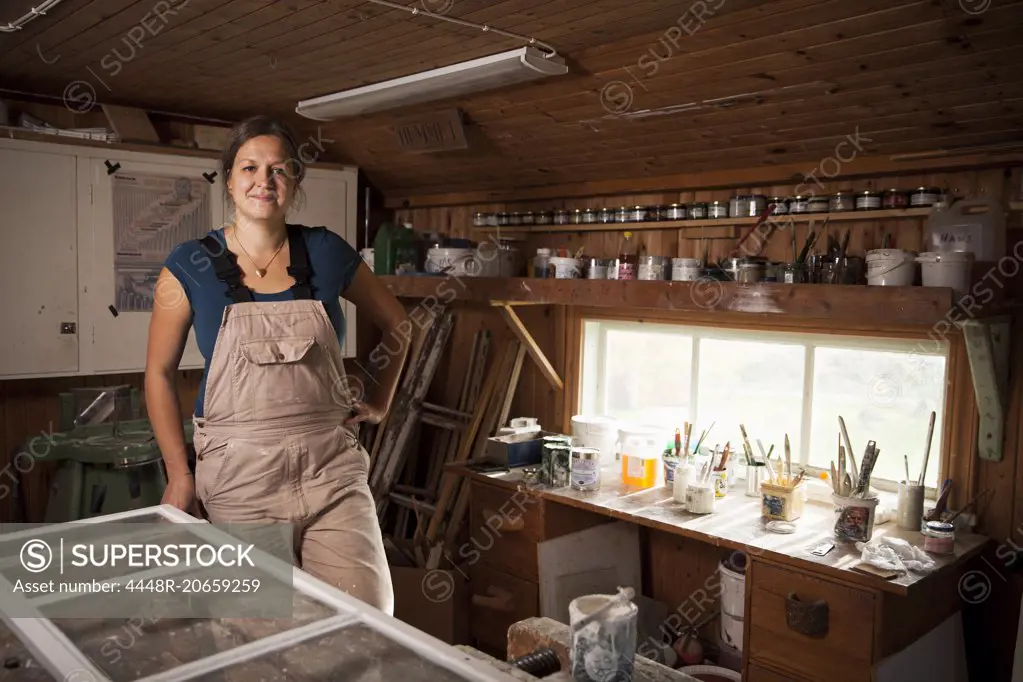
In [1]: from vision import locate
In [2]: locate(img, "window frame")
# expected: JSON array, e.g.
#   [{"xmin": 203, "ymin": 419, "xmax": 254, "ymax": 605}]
[{"xmin": 577, "ymin": 316, "xmax": 951, "ymax": 496}]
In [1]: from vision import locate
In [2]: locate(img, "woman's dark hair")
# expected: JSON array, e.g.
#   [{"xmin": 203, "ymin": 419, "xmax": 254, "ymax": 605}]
[{"xmin": 220, "ymin": 115, "xmax": 306, "ymax": 208}]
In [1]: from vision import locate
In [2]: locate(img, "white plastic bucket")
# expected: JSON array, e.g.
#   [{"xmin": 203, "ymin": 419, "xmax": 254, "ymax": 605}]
[
  {"xmin": 917, "ymin": 251, "xmax": 974, "ymax": 299},
  {"xmin": 671, "ymin": 258, "xmax": 702, "ymax": 281},
  {"xmin": 720, "ymin": 612, "xmax": 744, "ymax": 652},
  {"xmin": 571, "ymin": 415, "xmax": 619, "ymax": 467},
  {"xmin": 718, "ymin": 559, "xmax": 745, "ymax": 619},
  {"xmin": 923, "ymin": 196, "xmax": 1006, "ymax": 261},
  {"xmin": 548, "ymin": 256, "xmax": 581, "ymax": 279},
  {"xmin": 865, "ymin": 249, "xmax": 915, "ymax": 286}
]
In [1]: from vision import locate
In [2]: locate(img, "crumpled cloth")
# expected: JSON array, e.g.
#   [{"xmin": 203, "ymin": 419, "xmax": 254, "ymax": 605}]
[{"xmin": 856, "ymin": 535, "xmax": 936, "ymax": 573}]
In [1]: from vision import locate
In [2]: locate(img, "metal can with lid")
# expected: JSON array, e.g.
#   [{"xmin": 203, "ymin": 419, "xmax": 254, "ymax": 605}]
[
  {"xmin": 547, "ymin": 444, "xmax": 573, "ymax": 488},
  {"xmin": 541, "ymin": 435, "xmax": 573, "ymax": 485},
  {"xmin": 615, "ymin": 207, "xmax": 630, "ymax": 223},
  {"xmin": 638, "ymin": 255, "xmax": 668, "ymax": 280},
  {"xmin": 581, "ymin": 208, "xmax": 597, "ymax": 223},
  {"xmin": 769, "ymin": 197, "xmax": 789, "ymax": 214},
  {"xmin": 922, "ymin": 520, "xmax": 955, "ymax": 555},
  {"xmin": 553, "ymin": 210, "xmax": 571, "ymax": 225},
  {"xmin": 910, "ymin": 187, "xmax": 943, "ymax": 207},
  {"xmin": 628, "ymin": 205, "xmax": 649, "ymax": 222},
  {"xmin": 729, "ymin": 194, "xmax": 767, "ymax": 218},
  {"xmin": 882, "ymin": 189, "xmax": 908, "ymax": 209},
  {"xmin": 829, "ymin": 191, "xmax": 855, "ymax": 213},
  {"xmin": 520, "ymin": 211, "xmax": 536, "ymax": 225},
  {"xmin": 855, "ymin": 190, "xmax": 881, "ymax": 211},
  {"xmin": 570, "ymin": 209, "xmax": 584, "ymax": 224},
  {"xmin": 582, "ymin": 257, "xmax": 610, "ymax": 280},
  {"xmin": 649, "ymin": 205, "xmax": 667, "ymax": 221},
  {"xmin": 534, "ymin": 210, "xmax": 554, "ymax": 225},
  {"xmin": 571, "ymin": 447, "xmax": 602, "ymax": 491},
  {"xmin": 689, "ymin": 202, "xmax": 708, "ymax": 219},
  {"xmin": 807, "ymin": 195, "xmax": 830, "ymax": 213},
  {"xmin": 597, "ymin": 207, "xmax": 615, "ymax": 223},
  {"xmin": 496, "ymin": 212, "xmax": 510, "ymax": 226},
  {"xmin": 663, "ymin": 203, "xmax": 687, "ymax": 220},
  {"xmin": 508, "ymin": 212, "xmax": 522, "ymax": 226},
  {"xmin": 708, "ymin": 200, "xmax": 729, "ymax": 219},
  {"xmin": 789, "ymin": 195, "xmax": 810, "ymax": 214}
]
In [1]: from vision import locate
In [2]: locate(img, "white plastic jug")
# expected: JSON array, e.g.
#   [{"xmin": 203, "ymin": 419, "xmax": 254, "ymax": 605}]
[{"xmin": 923, "ymin": 197, "xmax": 1006, "ymax": 261}]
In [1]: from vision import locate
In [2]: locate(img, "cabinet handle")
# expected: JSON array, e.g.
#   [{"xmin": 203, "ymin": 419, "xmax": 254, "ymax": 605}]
[
  {"xmin": 61, "ymin": 322, "xmax": 76, "ymax": 334},
  {"xmin": 472, "ymin": 586, "xmax": 514, "ymax": 612},
  {"xmin": 482, "ymin": 507, "xmax": 524, "ymax": 532},
  {"xmin": 785, "ymin": 592, "xmax": 829, "ymax": 637}
]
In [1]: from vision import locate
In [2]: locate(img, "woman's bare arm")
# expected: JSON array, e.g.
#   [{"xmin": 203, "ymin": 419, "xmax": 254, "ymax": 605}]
[
  {"xmin": 145, "ymin": 268, "xmax": 194, "ymax": 484},
  {"xmin": 341, "ymin": 262, "xmax": 410, "ymax": 418}
]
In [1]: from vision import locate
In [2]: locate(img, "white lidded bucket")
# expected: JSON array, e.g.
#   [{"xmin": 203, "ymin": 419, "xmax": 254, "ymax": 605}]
[
  {"xmin": 865, "ymin": 249, "xmax": 916, "ymax": 286},
  {"xmin": 718, "ymin": 558, "xmax": 746, "ymax": 620},
  {"xmin": 720, "ymin": 612, "xmax": 743, "ymax": 652},
  {"xmin": 917, "ymin": 251, "xmax": 974, "ymax": 299},
  {"xmin": 671, "ymin": 257, "xmax": 702, "ymax": 281},
  {"xmin": 548, "ymin": 256, "xmax": 581, "ymax": 279},
  {"xmin": 571, "ymin": 415, "xmax": 619, "ymax": 467}
]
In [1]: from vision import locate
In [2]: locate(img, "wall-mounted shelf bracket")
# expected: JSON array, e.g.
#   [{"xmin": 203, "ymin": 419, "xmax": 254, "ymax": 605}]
[
  {"xmin": 493, "ymin": 302, "xmax": 563, "ymax": 391},
  {"xmin": 961, "ymin": 316, "xmax": 1011, "ymax": 461}
]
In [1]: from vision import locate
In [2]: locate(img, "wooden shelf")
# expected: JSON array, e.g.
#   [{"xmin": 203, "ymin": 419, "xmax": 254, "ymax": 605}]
[
  {"xmin": 471, "ymin": 208, "xmax": 933, "ymax": 234},
  {"xmin": 381, "ymin": 275, "xmax": 960, "ymax": 328}
]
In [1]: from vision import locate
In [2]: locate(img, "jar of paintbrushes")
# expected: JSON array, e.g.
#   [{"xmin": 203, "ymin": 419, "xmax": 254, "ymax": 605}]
[
  {"xmin": 898, "ymin": 411, "xmax": 936, "ymax": 530},
  {"xmin": 831, "ymin": 417, "xmax": 882, "ymax": 542},
  {"xmin": 759, "ymin": 434, "xmax": 806, "ymax": 521}
]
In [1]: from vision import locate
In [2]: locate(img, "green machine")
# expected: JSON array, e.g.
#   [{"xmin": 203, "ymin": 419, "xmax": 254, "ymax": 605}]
[{"xmin": 33, "ymin": 386, "xmax": 194, "ymax": 523}]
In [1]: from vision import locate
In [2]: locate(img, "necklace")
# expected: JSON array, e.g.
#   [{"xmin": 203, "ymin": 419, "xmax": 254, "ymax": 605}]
[{"xmin": 231, "ymin": 226, "xmax": 286, "ymax": 278}]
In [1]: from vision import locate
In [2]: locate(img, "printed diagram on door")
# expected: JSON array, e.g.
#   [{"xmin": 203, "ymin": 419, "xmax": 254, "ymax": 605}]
[{"xmin": 112, "ymin": 172, "xmax": 212, "ymax": 312}]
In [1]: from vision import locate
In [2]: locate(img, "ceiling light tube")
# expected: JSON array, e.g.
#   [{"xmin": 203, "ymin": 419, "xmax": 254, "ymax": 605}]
[{"xmin": 295, "ymin": 46, "xmax": 568, "ymax": 120}]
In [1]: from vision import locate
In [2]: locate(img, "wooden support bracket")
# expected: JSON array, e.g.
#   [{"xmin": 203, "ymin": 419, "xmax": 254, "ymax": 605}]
[
  {"xmin": 961, "ymin": 316, "xmax": 1011, "ymax": 461},
  {"xmin": 497, "ymin": 304, "xmax": 564, "ymax": 391}
]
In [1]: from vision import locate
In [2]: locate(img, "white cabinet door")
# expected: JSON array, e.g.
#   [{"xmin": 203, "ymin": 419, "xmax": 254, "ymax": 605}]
[
  {"xmin": 81, "ymin": 155, "xmax": 224, "ymax": 374},
  {"xmin": 286, "ymin": 167, "xmax": 359, "ymax": 358},
  {"xmin": 0, "ymin": 147, "xmax": 80, "ymax": 378}
]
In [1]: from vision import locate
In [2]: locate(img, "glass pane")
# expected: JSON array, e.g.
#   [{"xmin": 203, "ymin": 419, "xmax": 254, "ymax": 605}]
[
  {"xmin": 695, "ymin": 338, "xmax": 805, "ymax": 459},
  {"xmin": 603, "ymin": 328, "xmax": 693, "ymax": 431},
  {"xmin": 193, "ymin": 623, "xmax": 476, "ymax": 682},
  {"xmin": 46, "ymin": 594, "xmax": 338, "ymax": 682},
  {"xmin": 808, "ymin": 346, "xmax": 946, "ymax": 488}
]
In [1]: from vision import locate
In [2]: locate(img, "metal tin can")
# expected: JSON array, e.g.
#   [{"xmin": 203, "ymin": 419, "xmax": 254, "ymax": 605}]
[
  {"xmin": 553, "ymin": 210, "xmax": 571, "ymax": 225},
  {"xmin": 508, "ymin": 212, "xmax": 522, "ymax": 226},
  {"xmin": 496, "ymin": 212, "xmax": 510, "ymax": 226},
  {"xmin": 615, "ymin": 207, "xmax": 630, "ymax": 223},
  {"xmin": 781, "ymin": 262, "xmax": 807, "ymax": 283},
  {"xmin": 628, "ymin": 205, "xmax": 648, "ymax": 222},
  {"xmin": 663, "ymin": 203, "xmax": 687, "ymax": 220},
  {"xmin": 689, "ymin": 202, "xmax": 708, "ymax": 219},
  {"xmin": 708, "ymin": 200, "xmax": 729, "ymax": 219},
  {"xmin": 570, "ymin": 447, "xmax": 602, "ymax": 491},
  {"xmin": 829, "ymin": 191, "xmax": 855, "ymax": 213},
  {"xmin": 882, "ymin": 189, "xmax": 908, "ymax": 209},
  {"xmin": 473, "ymin": 212, "xmax": 491, "ymax": 227},
  {"xmin": 638, "ymin": 255, "xmax": 668, "ymax": 280},
  {"xmin": 729, "ymin": 194, "xmax": 767, "ymax": 218},
  {"xmin": 769, "ymin": 197, "xmax": 789, "ymax": 214},
  {"xmin": 581, "ymin": 208, "xmax": 597, "ymax": 223},
  {"xmin": 597, "ymin": 208, "xmax": 615, "ymax": 223},
  {"xmin": 649, "ymin": 205, "xmax": 666, "ymax": 221},
  {"xmin": 582, "ymin": 257, "xmax": 610, "ymax": 279},
  {"xmin": 570, "ymin": 209, "xmax": 584, "ymax": 224},
  {"xmin": 910, "ymin": 187, "xmax": 942, "ymax": 207},
  {"xmin": 789, "ymin": 195, "xmax": 810, "ymax": 214},
  {"xmin": 541, "ymin": 435, "xmax": 573, "ymax": 485},
  {"xmin": 548, "ymin": 444, "xmax": 573, "ymax": 488},
  {"xmin": 807, "ymin": 195, "xmax": 830, "ymax": 213},
  {"xmin": 520, "ymin": 211, "xmax": 536, "ymax": 225},
  {"xmin": 737, "ymin": 261, "xmax": 765, "ymax": 283},
  {"xmin": 534, "ymin": 210, "xmax": 553, "ymax": 225},
  {"xmin": 855, "ymin": 190, "xmax": 881, "ymax": 211}
]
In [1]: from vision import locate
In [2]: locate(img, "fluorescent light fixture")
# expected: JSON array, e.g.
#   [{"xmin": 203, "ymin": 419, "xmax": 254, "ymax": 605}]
[{"xmin": 295, "ymin": 46, "xmax": 568, "ymax": 120}]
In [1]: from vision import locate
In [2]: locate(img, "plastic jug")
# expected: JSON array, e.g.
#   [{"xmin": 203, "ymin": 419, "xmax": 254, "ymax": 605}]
[
  {"xmin": 621, "ymin": 434, "xmax": 661, "ymax": 488},
  {"xmin": 923, "ymin": 197, "xmax": 1006, "ymax": 261},
  {"xmin": 373, "ymin": 222, "xmax": 419, "ymax": 275}
]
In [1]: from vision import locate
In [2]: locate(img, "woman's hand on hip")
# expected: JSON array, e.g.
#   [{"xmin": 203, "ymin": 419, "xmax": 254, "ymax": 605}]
[
  {"xmin": 162, "ymin": 474, "xmax": 202, "ymax": 517},
  {"xmin": 344, "ymin": 400, "xmax": 385, "ymax": 426}
]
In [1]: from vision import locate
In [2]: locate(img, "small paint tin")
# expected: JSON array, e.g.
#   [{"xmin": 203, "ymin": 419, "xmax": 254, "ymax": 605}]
[
  {"xmin": 708, "ymin": 200, "xmax": 729, "ymax": 219},
  {"xmin": 581, "ymin": 208, "xmax": 597, "ymax": 223},
  {"xmin": 855, "ymin": 190, "xmax": 881, "ymax": 211},
  {"xmin": 922, "ymin": 521, "xmax": 955, "ymax": 555},
  {"xmin": 769, "ymin": 197, "xmax": 789, "ymax": 214},
  {"xmin": 663, "ymin": 203, "xmax": 687, "ymax": 220},
  {"xmin": 686, "ymin": 483, "xmax": 715, "ymax": 514},
  {"xmin": 534, "ymin": 210, "xmax": 554, "ymax": 225},
  {"xmin": 689, "ymin": 202, "xmax": 708, "ymax": 219},
  {"xmin": 910, "ymin": 186, "xmax": 943, "ymax": 207},
  {"xmin": 638, "ymin": 255, "xmax": 669, "ymax": 280},
  {"xmin": 789, "ymin": 195, "xmax": 811, "ymax": 214},
  {"xmin": 712, "ymin": 469, "xmax": 728, "ymax": 498},
  {"xmin": 628, "ymin": 205, "xmax": 649, "ymax": 222},
  {"xmin": 570, "ymin": 209, "xmax": 585, "ymax": 224},
  {"xmin": 615, "ymin": 207, "xmax": 630, "ymax": 223},
  {"xmin": 882, "ymin": 189, "xmax": 908, "ymax": 209},
  {"xmin": 553, "ymin": 210, "xmax": 571, "ymax": 225},
  {"xmin": 473, "ymin": 212, "xmax": 491, "ymax": 227},
  {"xmin": 541, "ymin": 435, "xmax": 573, "ymax": 485},
  {"xmin": 807, "ymin": 195, "xmax": 831, "ymax": 213},
  {"xmin": 597, "ymin": 207, "xmax": 615, "ymax": 223},
  {"xmin": 570, "ymin": 447, "xmax": 601, "ymax": 491},
  {"xmin": 671, "ymin": 257, "xmax": 702, "ymax": 281},
  {"xmin": 829, "ymin": 191, "xmax": 855, "ymax": 213}
]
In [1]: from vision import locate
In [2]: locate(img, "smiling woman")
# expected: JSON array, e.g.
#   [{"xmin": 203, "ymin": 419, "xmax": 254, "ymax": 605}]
[{"xmin": 143, "ymin": 114, "xmax": 410, "ymax": 616}]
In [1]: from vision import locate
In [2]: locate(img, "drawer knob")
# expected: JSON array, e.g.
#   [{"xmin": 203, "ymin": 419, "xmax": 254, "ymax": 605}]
[
  {"xmin": 482, "ymin": 507, "xmax": 524, "ymax": 532},
  {"xmin": 785, "ymin": 592, "xmax": 829, "ymax": 637},
  {"xmin": 472, "ymin": 586, "xmax": 514, "ymax": 612}
]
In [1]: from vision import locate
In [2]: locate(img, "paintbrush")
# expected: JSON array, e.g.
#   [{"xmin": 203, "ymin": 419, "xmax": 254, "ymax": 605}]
[
  {"xmin": 739, "ymin": 424, "xmax": 754, "ymax": 463},
  {"xmin": 692, "ymin": 421, "xmax": 715, "ymax": 455},
  {"xmin": 838, "ymin": 416, "xmax": 859, "ymax": 490},
  {"xmin": 683, "ymin": 423, "xmax": 693, "ymax": 458},
  {"xmin": 791, "ymin": 469, "xmax": 806, "ymax": 488},
  {"xmin": 784, "ymin": 434, "xmax": 792, "ymax": 487},
  {"xmin": 838, "ymin": 444, "xmax": 845, "ymax": 495},
  {"xmin": 917, "ymin": 411, "xmax": 936, "ymax": 487},
  {"xmin": 717, "ymin": 442, "xmax": 731, "ymax": 471},
  {"xmin": 797, "ymin": 230, "xmax": 816, "ymax": 263},
  {"xmin": 830, "ymin": 461, "xmax": 840, "ymax": 494},
  {"xmin": 927, "ymin": 479, "xmax": 953, "ymax": 521},
  {"xmin": 854, "ymin": 442, "xmax": 879, "ymax": 497},
  {"xmin": 675, "ymin": 428, "xmax": 682, "ymax": 457},
  {"xmin": 904, "ymin": 454, "xmax": 911, "ymax": 484}
]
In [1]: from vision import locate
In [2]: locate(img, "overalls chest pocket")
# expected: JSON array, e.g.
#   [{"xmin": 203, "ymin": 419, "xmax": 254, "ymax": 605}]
[{"xmin": 231, "ymin": 336, "xmax": 344, "ymax": 419}]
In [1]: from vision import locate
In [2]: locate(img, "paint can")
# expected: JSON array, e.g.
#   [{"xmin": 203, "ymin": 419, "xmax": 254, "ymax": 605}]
[
  {"xmin": 686, "ymin": 483, "xmax": 715, "ymax": 514},
  {"xmin": 569, "ymin": 594, "xmax": 639, "ymax": 682},
  {"xmin": 571, "ymin": 447, "xmax": 602, "ymax": 492},
  {"xmin": 541, "ymin": 435, "xmax": 572, "ymax": 485}
]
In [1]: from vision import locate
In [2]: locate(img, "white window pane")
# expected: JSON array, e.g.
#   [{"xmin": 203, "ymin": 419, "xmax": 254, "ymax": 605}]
[
  {"xmin": 696, "ymin": 338, "xmax": 805, "ymax": 458},
  {"xmin": 603, "ymin": 328, "xmax": 693, "ymax": 431},
  {"xmin": 809, "ymin": 347, "xmax": 946, "ymax": 489}
]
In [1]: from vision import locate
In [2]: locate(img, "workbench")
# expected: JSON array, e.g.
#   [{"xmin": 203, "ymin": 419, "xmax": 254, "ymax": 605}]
[{"xmin": 454, "ymin": 464, "xmax": 990, "ymax": 682}]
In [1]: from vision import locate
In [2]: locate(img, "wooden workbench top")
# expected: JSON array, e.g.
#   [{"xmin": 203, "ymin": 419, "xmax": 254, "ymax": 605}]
[{"xmin": 454, "ymin": 464, "xmax": 989, "ymax": 596}]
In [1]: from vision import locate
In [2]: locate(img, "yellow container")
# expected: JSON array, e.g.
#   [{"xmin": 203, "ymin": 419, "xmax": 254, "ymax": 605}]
[
  {"xmin": 761, "ymin": 482, "xmax": 805, "ymax": 521},
  {"xmin": 621, "ymin": 453, "xmax": 659, "ymax": 488}
]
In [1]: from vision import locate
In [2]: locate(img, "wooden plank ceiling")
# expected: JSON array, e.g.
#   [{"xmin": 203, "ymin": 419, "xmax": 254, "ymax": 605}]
[{"xmin": 1, "ymin": 0, "xmax": 1022, "ymax": 198}]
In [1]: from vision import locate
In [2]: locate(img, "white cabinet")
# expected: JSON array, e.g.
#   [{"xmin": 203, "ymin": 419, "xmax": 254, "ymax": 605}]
[
  {"xmin": 0, "ymin": 138, "xmax": 360, "ymax": 379},
  {"xmin": 0, "ymin": 147, "xmax": 80, "ymax": 377}
]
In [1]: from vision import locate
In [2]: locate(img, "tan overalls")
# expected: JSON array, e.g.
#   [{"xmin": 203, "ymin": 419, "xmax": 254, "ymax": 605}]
[{"xmin": 189, "ymin": 225, "xmax": 393, "ymax": 615}]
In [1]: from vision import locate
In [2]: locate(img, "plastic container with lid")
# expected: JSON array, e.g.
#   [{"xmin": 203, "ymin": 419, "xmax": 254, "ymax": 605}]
[
  {"xmin": 621, "ymin": 433, "xmax": 660, "ymax": 488},
  {"xmin": 923, "ymin": 197, "xmax": 1006, "ymax": 262},
  {"xmin": 917, "ymin": 251, "xmax": 975, "ymax": 299}
]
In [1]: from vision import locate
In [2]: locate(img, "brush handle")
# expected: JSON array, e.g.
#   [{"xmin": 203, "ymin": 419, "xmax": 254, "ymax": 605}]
[
  {"xmin": 918, "ymin": 411, "xmax": 936, "ymax": 486},
  {"xmin": 838, "ymin": 417, "xmax": 859, "ymax": 490}
]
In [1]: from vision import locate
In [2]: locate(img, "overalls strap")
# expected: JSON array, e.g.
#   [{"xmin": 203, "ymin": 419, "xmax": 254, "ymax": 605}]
[{"xmin": 198, "ymin": 234, "xmax": 253, "ymax": 303}]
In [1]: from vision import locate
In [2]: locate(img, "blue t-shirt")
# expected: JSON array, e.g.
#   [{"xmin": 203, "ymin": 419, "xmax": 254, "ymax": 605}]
[{"xmin": 164, "ymin": 225, "xmax": 362, "ymax": 417}]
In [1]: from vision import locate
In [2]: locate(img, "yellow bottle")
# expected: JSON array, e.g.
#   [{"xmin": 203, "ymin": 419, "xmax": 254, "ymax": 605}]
[{"xmin": 621, "ymin": 435, "xmax": 660, "ymax": 488}]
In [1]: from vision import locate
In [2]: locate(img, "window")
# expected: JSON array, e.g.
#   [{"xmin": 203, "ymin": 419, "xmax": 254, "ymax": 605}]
[{"xmin": 579, "ymin": 320, "xmax": 948, "ymax": 491}]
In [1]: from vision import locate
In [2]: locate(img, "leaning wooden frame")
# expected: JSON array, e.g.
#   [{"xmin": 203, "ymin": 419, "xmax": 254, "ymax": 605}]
[{"xmin": 0, "ymin": 504, "xmax": 521, "ymax": 682}]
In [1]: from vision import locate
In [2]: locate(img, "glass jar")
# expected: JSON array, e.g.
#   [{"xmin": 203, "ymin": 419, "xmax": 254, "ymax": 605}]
[
  {"xmin": 769, "ymin": 197, "xmax": 789, "ymax": 214},
  {"xmin": 708, "ymin": 200, "xmax": 728, "ymax": 219},
  {"xmin": 663, "ymin": 203, "xmax": 687, "ymax": 220},
  {"xmin": 855, "ymin": 190, "xmax": 881, "ymax": 211},
  {"xmin": 534, "ymin": 210, "xmax": 554, "ymax": 225},
  {"xmin": 628, "ymin": 205, "xmax": 648, "ymax": 222},
  {"xmin": 496, "ymin": 212, "xmax": 510, "ymax": 226},
  {"xmin": 689, "ymin": 202, "xmax": 708, "ymax": 219},
  {"xmin": 789, "ymin": 195, "xmax": 810, "ymax": 214},
  {"xmin": 520, "ymin": 211, "xmax": 536, "ymax": 225},
  {"xmin": 649, "ymin": 205, "xmax": 666, "ymax": 221},
  {"xmin": 910, "ymin": 187, "xmax": 943, "ymax": 207},
  {"xmin": 570, "ymin": 209, "xmax": 584, "ymax": 225},
  {"xmin": 508, "ymin": 212, "xmax": 522, "ymax": 226},
  {"xmin": 553, "ymin": 210, "xmax": 571, "ymax": 225},
  {"xmin": 615, "ymin": 207, "xmax": 630, "ymax": 223},
  {"xmin": 829, "ymin": 191, "xmax": 855, "ymax": 212},
  {"xmin": 581, "ymin": 208, "xmax": 597, "ymax": 223},
  {"xmin": 597, "ymin": 207, "xmax": 615, "ymax": 223},
  {"xmin": 882, "ymin": 190, "xmax": 908, "ymax": 209},
  {"xmin": 473, "ymin": 212, "xmax": 491, "ymax": 227},
  {"xmin": 807, "ymin": 195, "xmax": 830, "ymax": 213}
]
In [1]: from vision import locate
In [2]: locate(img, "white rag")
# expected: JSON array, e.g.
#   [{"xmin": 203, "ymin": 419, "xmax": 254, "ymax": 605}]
[{"xmin": 856, "ymin": 535, "xmax": 936, "ymax": 573}]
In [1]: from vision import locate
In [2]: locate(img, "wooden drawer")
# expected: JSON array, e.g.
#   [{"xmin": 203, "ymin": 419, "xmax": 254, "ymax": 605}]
[
  {"xmin": 469, "ymin": 560, "xmax": 539, "ymax": 655},
  {"xmin": 747, "ymin": 661, "xmax": 812, "ymax": 682},
  {"xmin": 749, "ymin": 560, "xmax": 875, "ymax": 682},
  {"xmin": 469, "ymin": 481, "xmax": 542, "ymax": 581}
]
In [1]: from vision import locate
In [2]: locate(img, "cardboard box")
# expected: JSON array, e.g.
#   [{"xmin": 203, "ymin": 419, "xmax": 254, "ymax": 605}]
[
  {"xmin": 485, "ymin": 430, "xmax": 558, "ymax": 467},
  {"xmin": 390, "ymin": 566, "xmax": 470, "ymax": 645}
]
